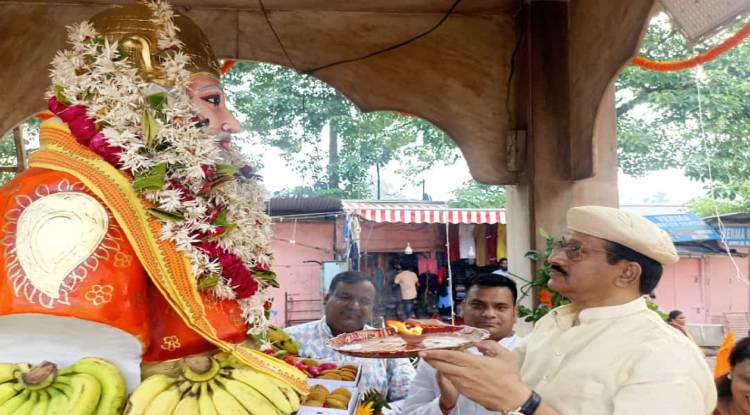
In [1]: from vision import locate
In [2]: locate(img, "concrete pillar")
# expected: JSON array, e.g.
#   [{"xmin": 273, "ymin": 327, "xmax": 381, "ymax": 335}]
[{"xmin": 506, "ymin": 1, "xmax": 619, "ymax": 332}]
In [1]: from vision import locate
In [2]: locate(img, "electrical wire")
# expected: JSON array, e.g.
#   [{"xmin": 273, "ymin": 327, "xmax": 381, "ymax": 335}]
[
  {"xmin": 258, "ymin": 0, "xmax": 299, "ymax": 71},
  {"xmin": 693, "ymin": 62, "xmax": 750, "ymax": 286},
  {"xmin": 301, "ymin": 0, "xmax": 464, "ymax": 75}
]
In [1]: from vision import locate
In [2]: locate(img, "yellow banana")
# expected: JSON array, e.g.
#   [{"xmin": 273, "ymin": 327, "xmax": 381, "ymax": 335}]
[
  {"xmin": 217, "ymin": 377, "xmax": 279, "ymax": 415},
  {"xmin": 0, "ymin": 382, "xmax": 19, "ymax": 406},
  {"xmin": 265, "ymin": 376, "xmax": 301, "ymax": 412},
  {"xmin": 51, "ymin": 379, "xmax": 74, "ymax": 399},
  {"xmin": 0, "ymin": 387, "xmax": 30, "ymax": 415},
  {"xmin": 210, "ymin": 381, "xmax": 249, "ymax": 415},
  {"xmin": 173, "ymin": 390, "xmax": 200, "ymax": 415},
  {"xmin": 0, "ymin": 363, "xmax": 19, "ymax": 384},
  {"xmin": 46, "ymin": 387, "xmax": 68, "ymax": 415},
  {"xmin": 61, "ymin": 357, "xmax": 126, "ymax": 415},
  {"xmin": 29, "ymin": 389, "xmax": 49, "ymax": 415},
  {"xmin": 229, "ymin": 368, "xmax": 293, "ymax": 413},
  {"xmin": 144, "ymin": 385, "xmax": 180, "ymax": 415},
  {"xmin": 13, "ymin": 389, "xmax": 38, "ymax": 415},
  {"xmin": 63, "ymin": 373, "xmax": 102, "ymax": 415},
  {"xmin": 123, "ymin": 374, "xmax": 175, "ymax": 415},
  {"xmin": 198, "ymin": 383, "xmax": 218, "ymax": 415}
]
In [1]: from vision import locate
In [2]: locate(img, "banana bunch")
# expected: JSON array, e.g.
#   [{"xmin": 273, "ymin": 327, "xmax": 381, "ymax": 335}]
[
  {"xmin": 0, "ymin": 357, "xmax": 126, "ymax": 415},
  {"xmin": 125, "ymin": 354, "xmax": 302, "ymax": 415}
]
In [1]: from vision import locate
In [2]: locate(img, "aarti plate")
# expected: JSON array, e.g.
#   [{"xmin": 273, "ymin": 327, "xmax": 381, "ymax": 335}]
[{"xmin": 326, "ymin": 324, "xmax": 489, "ymax": 358}]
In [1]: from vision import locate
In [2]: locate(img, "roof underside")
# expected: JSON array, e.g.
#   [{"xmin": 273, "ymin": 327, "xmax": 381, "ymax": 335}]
[{"xmin": 0, "ymin": 0, "xmax": 654, "ymax": 184}]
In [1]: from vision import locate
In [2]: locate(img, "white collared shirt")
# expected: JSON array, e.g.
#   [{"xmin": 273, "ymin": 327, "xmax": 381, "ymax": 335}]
[
  {"xmin": 517, "ymin": 297, "xmax": 716, "ymax": 415},
  {"xmin": 402, "ymin": 334, "xmax": 522, "ymax": 415},
  {"xmin": 284, "ymin": 318, "xmax": 416, "ymax": 401}
]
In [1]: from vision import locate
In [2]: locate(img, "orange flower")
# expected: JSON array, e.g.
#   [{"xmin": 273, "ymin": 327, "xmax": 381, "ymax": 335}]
[
  {"xmin": 386, "ymin": 320, "xmax": 423, "ymax": 335},
  {"xmin": 538, "ymin": 289, "xmax": 553, "ymax": 308}
]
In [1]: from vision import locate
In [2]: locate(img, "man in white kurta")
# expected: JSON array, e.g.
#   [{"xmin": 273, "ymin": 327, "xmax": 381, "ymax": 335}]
[
  {"xmin": 403, "ymin": 274, "xmax": 522, "ymax": 415},
  {"xmin": 422, "ymin": 206, "xmax": 717, "ymax": 415}
]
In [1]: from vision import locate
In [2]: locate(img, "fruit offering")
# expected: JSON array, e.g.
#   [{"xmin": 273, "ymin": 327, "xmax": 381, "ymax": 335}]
[
  {"xmin": 265, "ymin": 326, "xmax": 301, "ymax": 358},
  {"xmin": 282, "ymin": 357, "xmax": 358, "ymax": 381},
  {"xmin": 0, "ymin": 357, "xmax": 126, "ymax": 415},
  {"xmin": 124, "ymin": 354, "xmax": 301, "ymax": 415},
  {"xmin": 302, "ymin": 384, "xmax": 352, "ymax": 410}
]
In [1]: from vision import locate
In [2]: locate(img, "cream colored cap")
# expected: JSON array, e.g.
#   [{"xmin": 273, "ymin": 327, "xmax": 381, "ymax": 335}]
[{"xmin": 567, "ymin": 206, "xmax": 679, "ymax": 265}]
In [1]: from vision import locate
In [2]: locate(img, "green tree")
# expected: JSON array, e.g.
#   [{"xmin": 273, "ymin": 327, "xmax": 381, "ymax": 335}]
[
  {"xmin": 0, "ymin": 119, "xmax": 39, "ymax": 186},
  {"xmin": 448, "ymin": 179, "xmax": 506, "ymax": 208},
  {"xmin": 223, "ymin": 61, "xmax": 459, "ymax": 199},
  {"xmin": 685, "ymin": 179, "xmax": 750, "ymax": 216},
  {"xmin": 617, "ymin": 15, "xmax": 750, "ymax": 200}
]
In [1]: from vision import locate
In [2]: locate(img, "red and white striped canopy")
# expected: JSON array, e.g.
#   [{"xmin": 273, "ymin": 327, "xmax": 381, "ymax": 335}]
[{"xmin": 342, "ymin": 201, "xmax": 506, "ymax": 224}]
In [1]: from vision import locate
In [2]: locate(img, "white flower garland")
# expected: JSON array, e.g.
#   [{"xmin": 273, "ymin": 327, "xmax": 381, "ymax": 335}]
[{"xmin": 48, "ymin": 0, "xmax": 273, "ymax": 335}]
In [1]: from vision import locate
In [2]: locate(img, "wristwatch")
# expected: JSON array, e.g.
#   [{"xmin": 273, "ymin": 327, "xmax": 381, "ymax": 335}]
[{"xmin": 504, "ymin": 390, "xmax": 541, "ymax": 415}]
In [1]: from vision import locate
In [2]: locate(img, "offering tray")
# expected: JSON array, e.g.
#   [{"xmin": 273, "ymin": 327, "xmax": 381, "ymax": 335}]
[{"xmin": 326, "ymin": 324, "xmax": 489, "ymax": 358}]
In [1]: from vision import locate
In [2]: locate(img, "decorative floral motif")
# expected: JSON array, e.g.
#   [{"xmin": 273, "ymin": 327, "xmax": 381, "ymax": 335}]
[
  {"xmin": 85, "ymin": 284, "xmax": 114, "ymax": 306},
  {"xmin": 113, "ymin": 251, "xmax": 133, "ymax": 268},
  {"xmin": 161, "ymin": 335, "xmax": 181, "ymax": 351},
  {"xmin": 3, "ymin": 180, "xmax": 122, "ymax": 309},
  {"xmin": 47, "ymin": 0, "xmax": 276, "ymax": 333}
]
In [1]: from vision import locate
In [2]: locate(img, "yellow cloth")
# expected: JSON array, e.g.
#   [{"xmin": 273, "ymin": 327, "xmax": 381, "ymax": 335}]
[
  {"xmin": 514, "ymin": 297, "xmax": 716, "ymax": 415},
  {"xmin": 567, "ymin": 206, "xmax": 679, "ymax": 265},
  {"xmin": 497, "ymin": 224, "xmax": 507, "ymax": 260},
  {"xmin": 475, "ymin": 224, "xmax": 488, "ymax": 266},
  {"xmin": 395, "ymin": 271, "xmax": 419, "ymax": 300},
  {"xmin": 30, "ymin": 120, "xmax": 309, "ymax": 394},
  {"xmin": 714, "ymin": 331, "xmax": 736, "ymax": 379}
]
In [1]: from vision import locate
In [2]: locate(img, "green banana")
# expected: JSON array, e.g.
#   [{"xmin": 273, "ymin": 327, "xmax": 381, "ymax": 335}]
[
  {"xmin": 17, "ymin": 362, "xmax": 57, "ymax": 391},
  {"xmin": 197, "ymin": 383, "xmax": 218, "ymax": 415},
  {"xmin": 13, "ymin": 389, "xmax": 38, "ymax": 415},
  {"xmin": 46, "ymin": 386, "xmax": 69, "ymax": 415},
  {"xmin": 173, "ymin": 391, "xmax": 200, "ymax": 415},
  {"xmin": 0, "ymin": 382, "xmax": 19, "ymax": 406},
  {"xmin": 143, "ymin": 385, "xmax": 180, "ymax": 415},
  {"xmin": 123, "ymin": 374, "xmax": 175, "ymax": 415},
  {"xmin": 181, "ymin": 356, "xmax": 221, "ymax": 383},
  {"xmin": 28, "ymin": 389, "xmax": 49, "ymax": 415},
  {"xmin": 210, "ymin": 381, "xmax": 249, "ymax": 415},
  {"xmin": 63, "ymin": 373, "xmax": 102, "ymax": 415},
  {"xmin": 61, "ymin": 357, "xmax": 126, "ymax": 415},
  {"xmin": 217, "ymin": 377, "xmax": 279, "ymax": 414},
  {"xmin": 229, "ymin": 368, "xmax": 293, "ymax": 413},
  {"xmin": 0, "ymin": 363, "xmax": 19, "ymax": 383},
  {"xmin": 0, "ymin": 388, "xmax": 31, "ymax": 415},
  {"xmin": 265, "ymin": 376, "xmax": 301, "ymax": 412}
]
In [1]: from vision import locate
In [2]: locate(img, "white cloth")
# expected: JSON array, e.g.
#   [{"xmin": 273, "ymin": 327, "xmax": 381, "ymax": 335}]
[
  {"xmin": 0, "ymin": 313, "xmax": 142, "ymax": 392},
  {"xmin": 402, "ymin": 334, "xmax": 522, "ymax": 415},
  {"xmin": 492, "ymin": 269, "xmax": 509, "ymax": 277},
  {"xmin": 516, "ymin": 297, "xmax": 716, "ymax": 415},
  {"xmin": 458, "ymin": 225, "xmax": 476, "ymax": 259}
]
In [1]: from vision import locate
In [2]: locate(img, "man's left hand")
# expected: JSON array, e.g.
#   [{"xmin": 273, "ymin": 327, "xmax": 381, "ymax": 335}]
[{"xmin": 420, "ymin": 340, "xmax": 532, "ymax": 412}]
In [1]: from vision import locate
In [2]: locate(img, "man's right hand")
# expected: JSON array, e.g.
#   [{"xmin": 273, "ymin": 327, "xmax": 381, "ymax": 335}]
[{"xmin": 437, "ymin": 372, "xmax": 459, "ymax": 414}]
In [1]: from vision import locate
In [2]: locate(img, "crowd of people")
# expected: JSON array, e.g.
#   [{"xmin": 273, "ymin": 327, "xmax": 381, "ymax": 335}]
[{"xmin": 280, "ymin": 205, "xmax": 750, "ymax": 414}]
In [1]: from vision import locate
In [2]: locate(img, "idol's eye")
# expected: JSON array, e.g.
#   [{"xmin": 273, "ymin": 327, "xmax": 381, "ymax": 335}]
[{"xmin": 201, "ymin": 95, "xmax": 221, "ymax": 106}]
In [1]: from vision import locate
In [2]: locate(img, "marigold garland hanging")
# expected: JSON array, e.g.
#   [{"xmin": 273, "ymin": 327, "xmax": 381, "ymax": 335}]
[{"xmin": 632, "ymin": 19, "xmax": 750, "ymax": 72}]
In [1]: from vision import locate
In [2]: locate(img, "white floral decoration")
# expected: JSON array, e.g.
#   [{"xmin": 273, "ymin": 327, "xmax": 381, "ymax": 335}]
[{"xmin": 46, "ymin": 0, "xmax": 274, "ymax": 333}]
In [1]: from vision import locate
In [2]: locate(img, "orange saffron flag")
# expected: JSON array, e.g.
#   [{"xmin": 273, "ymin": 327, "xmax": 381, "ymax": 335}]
[{"xmin": 715, "ymin": 331, "xmax": 736, "ymax": 379}]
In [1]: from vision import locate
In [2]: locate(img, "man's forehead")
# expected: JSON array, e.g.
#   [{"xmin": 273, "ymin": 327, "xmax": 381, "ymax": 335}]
[
  {"xmin": 335, "ymin": 281, "xmax": 375, "ymax": 296},
  {"xmin": 563, "ymin": 229, "xmax": 608, "ymax": 246},
  {"xmin": 467, "ymin": 285, "xmax": 514, "ymax": 303}
]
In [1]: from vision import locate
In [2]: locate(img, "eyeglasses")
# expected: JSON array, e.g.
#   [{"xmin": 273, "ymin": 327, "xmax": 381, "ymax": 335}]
[{"xmin": 552, "ymin": 240, "xmax": 614, "ymax": 262}]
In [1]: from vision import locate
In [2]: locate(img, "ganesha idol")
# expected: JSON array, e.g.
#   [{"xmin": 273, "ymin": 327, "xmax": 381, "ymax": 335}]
[{"xmin": 0, "ymin": 0, "xmax": 306, "ymax": 394}]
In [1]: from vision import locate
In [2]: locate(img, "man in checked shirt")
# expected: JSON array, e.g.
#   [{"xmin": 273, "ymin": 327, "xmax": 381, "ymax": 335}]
[{"xmin": 285, "ymin": 271, "xmax": 416, "ymax": 401}]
